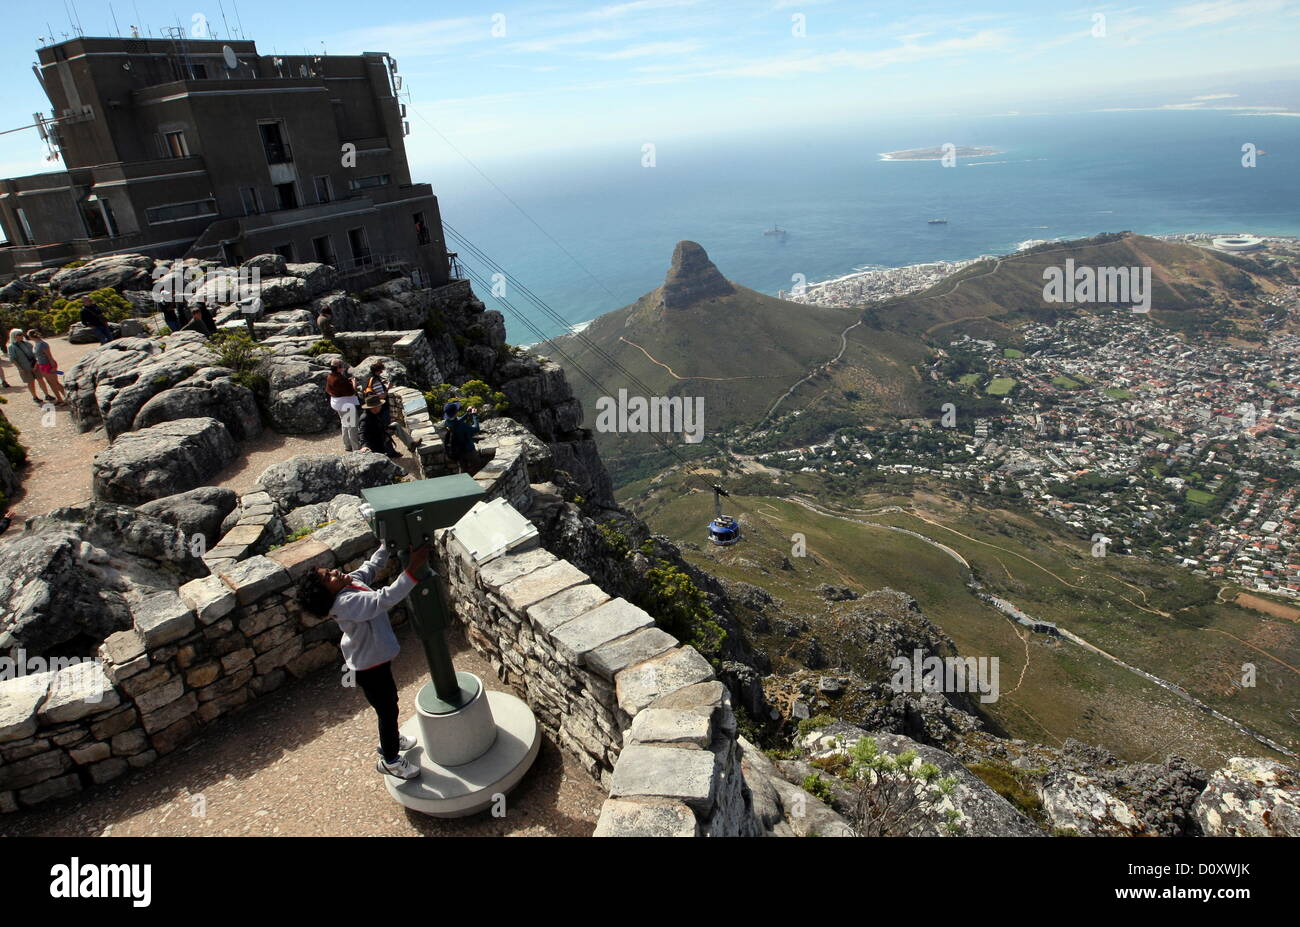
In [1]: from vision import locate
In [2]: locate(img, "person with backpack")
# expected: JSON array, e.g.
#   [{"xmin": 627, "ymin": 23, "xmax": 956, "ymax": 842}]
[
  {"xmin": 441, "ymin": 401, "xmax": 481, "ymax": 474},
  {"xmin": 361, "ymin": 362, "xmax": 413, "ymax": 454},
  {"xmin": 295, "ymin": 540, "xmax": 432, "ymax": 780},
  {"xmin": 359, "ymin": 395, "xmax": 401, "ymax": 458},
  {"xmin": 25, "ymin": 329, "xmax": 66, "ymax": 405}
]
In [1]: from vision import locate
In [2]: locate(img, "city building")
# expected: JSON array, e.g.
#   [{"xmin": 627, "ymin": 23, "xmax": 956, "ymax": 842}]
[{"xmin": 0, "ymin": 33, "xmax": 450, "ymax": 286}]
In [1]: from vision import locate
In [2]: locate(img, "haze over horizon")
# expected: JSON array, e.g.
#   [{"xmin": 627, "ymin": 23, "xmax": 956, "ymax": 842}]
[{"xmin": 1, "ymin": 0, "xmax": 1299, "ymax": 180}]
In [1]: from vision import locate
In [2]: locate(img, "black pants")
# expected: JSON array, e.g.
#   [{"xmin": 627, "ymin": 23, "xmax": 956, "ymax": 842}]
[{"xmin": 355, "ymin": 662, "xmax": 401, "ymax": 762}]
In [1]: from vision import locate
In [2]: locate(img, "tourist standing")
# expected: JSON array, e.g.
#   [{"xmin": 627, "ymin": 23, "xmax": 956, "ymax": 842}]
[
  {"xmin": 442, "ymin": 401, "xmax": 481, "ymax": 474},
  {"xmin": 25, "ymin": 329, "xmax": 66, "ymax": 405},
  {"xmin": 326, "ymin": 360, "xmax": 361, "ymax": 451},
  {"xmin": 316, "ymin": 304, "xmax": 336, "ymax": 340},
  {"xmin": 79, "ymin": 295, "xmax": 112, "ymax": 344},
  {"xmin": 294, "ymin": 541, "xmax": 431, "ymax": 780},
  {"xmin": 6, "ymin": 329, "xmax": 48, "ymax": 404}
]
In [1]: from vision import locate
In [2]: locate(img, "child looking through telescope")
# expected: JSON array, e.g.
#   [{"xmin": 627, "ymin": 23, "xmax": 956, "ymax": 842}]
[{"xmin": 296, "ymin": 541, "xmax": 431, "ymax": 780}]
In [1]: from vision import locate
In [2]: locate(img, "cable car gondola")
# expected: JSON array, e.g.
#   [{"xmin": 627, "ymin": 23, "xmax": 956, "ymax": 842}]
[{"xmin": 707, "ymin": 484, "xmax": 741, "ymax": 546}]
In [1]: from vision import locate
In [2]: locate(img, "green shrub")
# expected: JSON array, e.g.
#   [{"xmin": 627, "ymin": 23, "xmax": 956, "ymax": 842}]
[
  {"xmin": 802, "ymin": 773, "xmax": 834, "ymax": 804},
  {"xmin": 797, "ymin": 714, "xmax": 835, "ymax": 738},
  {"xmin": 423, "ymin": 379, "xmax": 509, "ymax": 418},
  {"xmin": 642, "ymin": 561, "xmax": 726, "ymax": 657},
  {"xmin": 305, "ymin": 338, "xmax": 341, "ymax": 357},
  {"xmin": 210, "ymin": 330, "xmax": 271, "ymax": 394},
  {"xmin": 0, "ymin": 398, "xmax": 27, "ymax": 469}
]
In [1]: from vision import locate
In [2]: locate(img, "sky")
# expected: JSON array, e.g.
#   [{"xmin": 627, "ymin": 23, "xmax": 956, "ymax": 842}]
[{"xmin": 1, "ymin": 0, "xmax": 1299, "ymax": 181}]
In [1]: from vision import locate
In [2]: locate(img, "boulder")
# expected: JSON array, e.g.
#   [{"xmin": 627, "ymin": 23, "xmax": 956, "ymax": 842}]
[
  {"xmin": 68, "ymin": 321, "xmax": 122, "ymax": 344},
  {"xmin": 50, "ymin": 254, "xmax": 154, "ymax": 295},
  {"xmin": 1194, "ymin": 757, "xmax": 1299, "ymax": 836},
  {"xmin": 266, "ymin": 382, "xmax": 332, "ymax": 434},
  {"xmin": 241, "ymin": 253, "xmax": 287, "ymax": 278},
  {"xmin": 0, "ymin": 503, "xmax": 202, "ymax": 659},
  {"xmin": 283, "ymin": 493, "xmax": 365, "ymax": 534},
  {"xmin": 257, "ymin": 276, "xmax": 309, "ymax": 309},
  {"xmin": 133, "ymin": 367, "xmax": 263, "ymax": 441},
  {"xmin": 355, "ymin": 355, "xmax": 410, "ymax": 387},
  {"xmin": 254, "ymin": 454, "xmax": 403, "ymax": 509},
  {"xmin": 138, "ymin": 486, "xmax": 239, "ymax": 552},
  {"xmin": 92, "ymin": 417, "xmax": 238, "ymax": 504},
  {"xmin": 64, "ymin": 332, "xmax": 218, "ymax": 437},
  {"xmin": 284, "ymin": 262, "xmax": 337, "ymax": 298},
  {"xmin": 0, "ymin": 278, "xmax": 40, "ymax": 302}
]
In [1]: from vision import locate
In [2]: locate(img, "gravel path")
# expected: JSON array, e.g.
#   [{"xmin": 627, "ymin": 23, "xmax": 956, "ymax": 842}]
[{"xmin": 0, "ymin": 335, "xmax": 413, "ymax": 523}]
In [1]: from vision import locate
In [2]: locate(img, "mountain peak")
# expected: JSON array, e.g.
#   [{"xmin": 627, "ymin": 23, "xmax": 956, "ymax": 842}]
[{"xmin": 661, "ymin": 240, "xmax": 734, "ymax": 309}]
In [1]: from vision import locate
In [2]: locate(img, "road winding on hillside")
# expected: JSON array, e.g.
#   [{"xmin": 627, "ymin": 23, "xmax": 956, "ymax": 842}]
[{"xmin": 783, "ymin": 494, "xmax": 1298, "ymax": 761}]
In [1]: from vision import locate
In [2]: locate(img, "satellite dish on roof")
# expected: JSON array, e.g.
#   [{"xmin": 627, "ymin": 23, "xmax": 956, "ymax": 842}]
[{"xmin": 222, "ymin": 45, "xmax": 238, "ymax": 69}]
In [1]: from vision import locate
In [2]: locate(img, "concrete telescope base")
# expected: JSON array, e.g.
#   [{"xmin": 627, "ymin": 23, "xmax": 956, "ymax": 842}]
[{"xmin": 384, "ymin": 675, "xmax": 540, "ymax": 818}]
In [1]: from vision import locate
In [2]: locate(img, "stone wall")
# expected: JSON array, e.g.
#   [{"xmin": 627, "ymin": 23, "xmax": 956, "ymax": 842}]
[
  {"xmin": 0, "ymin": 516, "xmax": 397, "ymax": 812},
  {"xmin": 333, "ymin": 330, "xmax": 441, "ymax": 386},
  {"xmin": 438, "ymin": 501, "xmax": 762, "ymax": 836}
]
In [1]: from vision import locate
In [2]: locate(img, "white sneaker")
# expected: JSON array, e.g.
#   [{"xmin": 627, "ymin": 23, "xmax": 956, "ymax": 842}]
[
  {"xmin": 376, "ymin": 756, "xmax": 420, "ymax": 780},
  {"xmin": 376, "ymin": 735, "xmax": 417, "ymax": 757}
]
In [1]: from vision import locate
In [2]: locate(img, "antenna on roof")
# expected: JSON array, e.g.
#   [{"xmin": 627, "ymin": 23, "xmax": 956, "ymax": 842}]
[{"xmin": 218, "ymin": 0, "xmax": 232, "ymax": 44}]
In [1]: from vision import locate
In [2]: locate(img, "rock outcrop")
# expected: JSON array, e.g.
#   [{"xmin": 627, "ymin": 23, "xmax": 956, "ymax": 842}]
[
  {"xmin": 660, "ymin": 241, "xmax": 735, "ymax": 310},
  {"xmin": 1194, "ymin": 757, "xmax": 1299, "ymax": 836},
  {"xmin": 91, "ymin": 417, "xmax": 238, "ymax": 504},
  {"xmin": 253, "ymin": 453, "xmax": 403, "ymax": 510},
  {"xmin": 0, "ymin": 502, "xmax": 204, "ymax": 659}
]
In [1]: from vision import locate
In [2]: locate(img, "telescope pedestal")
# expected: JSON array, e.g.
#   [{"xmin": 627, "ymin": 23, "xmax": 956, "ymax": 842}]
[{"xmin": 383, "ymin": 672, "xmax": 540, "ymax": 818}]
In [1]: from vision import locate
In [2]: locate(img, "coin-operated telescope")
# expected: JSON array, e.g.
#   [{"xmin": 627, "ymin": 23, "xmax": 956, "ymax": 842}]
[{"xmin": 360, "ymin": 475, "xmax": 539, "ymax": 817}]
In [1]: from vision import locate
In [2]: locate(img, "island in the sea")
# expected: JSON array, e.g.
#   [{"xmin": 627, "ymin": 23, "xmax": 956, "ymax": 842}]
[{"xmin": 879, "ymin": 145, "xmax": 1003, "ymax": 161}]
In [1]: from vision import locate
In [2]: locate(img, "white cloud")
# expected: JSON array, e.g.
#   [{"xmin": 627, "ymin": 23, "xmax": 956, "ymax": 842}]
[{"xmin": 592, "ymin": 40, "xmax": 704, "ymax": 59}]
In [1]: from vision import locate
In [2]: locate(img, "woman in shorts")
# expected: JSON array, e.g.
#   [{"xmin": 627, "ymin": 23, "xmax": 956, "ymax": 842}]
[{"xmin": 26, "ymin": 329, "xmax": 67, "ymax": 405}]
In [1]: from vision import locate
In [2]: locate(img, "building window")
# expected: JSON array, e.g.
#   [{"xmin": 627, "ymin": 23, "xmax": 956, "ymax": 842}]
[
  {"xmin": 274, "ymin": 243, "xmax": 295, "ymax": 262},
  {"xmin": 314, "ymin": 176, "xmax": 333, "ymax": 204},
  {"xmin": 241, "ymin": 187, "xmax": 262, "ymax": 216},
  {"xmin": 259, "ymin": 121, "xmax": 292, "ymax": 164},
  {"xmin": 16, "ymin": 208, "xmax": 35, "ymax": 244},
  {"xmin": 346, "ymin": 174, "xmax": 390, "ymax": 192},
  {"xmin": 273, "ymin": 182, "xmax": 299, "ymax": 211},
  {"xmin": 413, "ymin": 211, "xmax": 430, "ymax": 245},
  {"xmin": 146, "ymin": 198, "xmax": 218, "ymax": 225},
  {"xmin": 312, "ymin": 235, "xmax": 336, "ymax": 265},
  {"xmin": 348, "ymin": 227, "xmax": 371, "ymax": 265},
  {"xmin": 185, "ymin": 61, "xmax": 208, "ymax": 80},
  {"xmin": 162, "ymin": 130, "xmax": 190, "ymax": 158}
]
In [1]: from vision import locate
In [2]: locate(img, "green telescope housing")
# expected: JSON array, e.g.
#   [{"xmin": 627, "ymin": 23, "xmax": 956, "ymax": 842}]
[{"xmin": 361, "ymin": 475, "xmax": 486, "ymax": 708}]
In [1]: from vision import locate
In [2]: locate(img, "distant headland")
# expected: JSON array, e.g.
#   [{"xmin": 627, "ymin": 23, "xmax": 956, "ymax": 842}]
[{"xmin": 879, "ymin": 145, "xmax": 1003, "ymax": 161}]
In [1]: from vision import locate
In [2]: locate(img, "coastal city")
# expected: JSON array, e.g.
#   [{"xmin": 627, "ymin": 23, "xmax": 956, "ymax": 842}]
[{"xmin": 753, "ymin": 237, "xmax": 1300, "ymax": 598}]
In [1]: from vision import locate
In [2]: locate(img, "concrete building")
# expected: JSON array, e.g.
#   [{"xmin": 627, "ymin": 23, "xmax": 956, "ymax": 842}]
[{"xmin": 0, "ymin": 34, "xmax": 449, "ymax": 286}]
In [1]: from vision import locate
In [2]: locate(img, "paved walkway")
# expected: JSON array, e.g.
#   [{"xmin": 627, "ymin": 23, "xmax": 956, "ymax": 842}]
[{"xmin": 4, "ymin": 630, "xmax": 603, "ymax": 836}]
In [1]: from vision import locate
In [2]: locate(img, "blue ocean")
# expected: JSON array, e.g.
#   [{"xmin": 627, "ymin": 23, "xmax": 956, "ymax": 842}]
[{"xmin": 423, "ymin": 110, "xmax": 1300, "ymax": 343}]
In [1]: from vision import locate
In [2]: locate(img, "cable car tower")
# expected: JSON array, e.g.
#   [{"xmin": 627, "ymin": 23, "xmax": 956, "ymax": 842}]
[{"xmin": 707, "ymin": 484, "xmax": 741, "ymax": 546}]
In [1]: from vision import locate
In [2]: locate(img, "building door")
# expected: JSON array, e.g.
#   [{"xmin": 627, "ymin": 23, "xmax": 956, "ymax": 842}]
[
  {"xmin": 312, "ymin": 235, "xmax": 336, "ymax": 265},
  {"xmin": 348, "ymin": 227, "xmax": 371, "ymax": 266}
]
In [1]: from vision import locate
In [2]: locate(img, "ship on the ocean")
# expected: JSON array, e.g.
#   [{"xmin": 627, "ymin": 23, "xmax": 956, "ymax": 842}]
[
  {"xmin": 927, "ymin": 218, "xmax": 948, "ymax": 224},
  {"xmin": 764, "ymin": 224, "xmax": 787, "ymax": 238}
]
